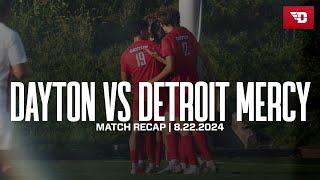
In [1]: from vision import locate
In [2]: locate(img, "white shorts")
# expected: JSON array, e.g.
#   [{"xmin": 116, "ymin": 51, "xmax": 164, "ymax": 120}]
[{"xmin": 0, "ymin": 110, "xmax": 12, "ymax": 150}]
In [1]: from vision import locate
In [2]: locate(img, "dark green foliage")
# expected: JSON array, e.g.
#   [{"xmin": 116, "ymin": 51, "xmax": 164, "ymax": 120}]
[
  {"xmin": 8, "ymin": 0, "xmax": 319, "ymax": 150},
  {"xmin": 292, "ymin": 0, "xmax": 320, "ymax": 146}
]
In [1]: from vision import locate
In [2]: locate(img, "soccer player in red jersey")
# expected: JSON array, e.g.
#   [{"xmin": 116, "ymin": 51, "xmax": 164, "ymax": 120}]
[
  {"xmin": 148, "ymin": 7, "xmax": 217, "ymax": 174},
  {"xmin": 144, "ymin": 13, "xmax": 169, "ymax": 172},
  {"xmin": 120, "ymin": 20, "xmax": 165, "ymax": 174}
]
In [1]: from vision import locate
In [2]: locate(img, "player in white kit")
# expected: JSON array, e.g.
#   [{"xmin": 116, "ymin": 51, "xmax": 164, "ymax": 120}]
[{"xmin": 0, "ymin": 0, "xmax": 31, "ymax": 174}]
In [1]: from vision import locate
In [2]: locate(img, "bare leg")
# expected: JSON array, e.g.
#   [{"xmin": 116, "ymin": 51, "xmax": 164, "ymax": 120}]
[
  {"xmin": 129, "ymin": 121, "xmax": 139, "ymax": 174},
  {"xmin": 155, "ymin": 131, "xmax": 162, "ymax": 166}
]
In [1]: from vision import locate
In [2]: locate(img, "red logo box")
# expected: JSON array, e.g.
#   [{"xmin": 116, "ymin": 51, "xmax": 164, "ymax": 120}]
[{"xmin": 283, "ymin": 6, "xmax": 314, "ymax": 29}]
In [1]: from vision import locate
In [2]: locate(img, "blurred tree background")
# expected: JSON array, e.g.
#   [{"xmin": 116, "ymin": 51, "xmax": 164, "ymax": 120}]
[{"xmin": 8, "ymin": 0, "xmax": 319, "ymax": 156}]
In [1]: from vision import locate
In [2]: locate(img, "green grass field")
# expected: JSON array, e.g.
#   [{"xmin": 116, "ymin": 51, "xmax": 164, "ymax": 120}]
[{"xmin": 6, "ymin": 158, "xmax": 320, "ymax": 180}]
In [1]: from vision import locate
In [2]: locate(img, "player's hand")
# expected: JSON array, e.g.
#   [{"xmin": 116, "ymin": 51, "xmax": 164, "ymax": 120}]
[
  {"xmin": 145, "ymin": 49, "xmax": 159, "ymax": 59},
  {"xmin": 148, "ymin": 79, "xmax": 155, "ymax": 85}
]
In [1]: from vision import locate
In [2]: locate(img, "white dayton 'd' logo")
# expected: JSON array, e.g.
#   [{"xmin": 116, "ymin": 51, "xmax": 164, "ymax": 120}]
[{"xmin": 290, "ymin": 12, "xmax": 308, "ymax": 23}]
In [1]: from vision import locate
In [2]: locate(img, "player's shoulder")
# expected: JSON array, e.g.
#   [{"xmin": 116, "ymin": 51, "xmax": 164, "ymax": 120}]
[
  {"xmin": 0, "ymin": 23, "xmax": 16, "ymax": 35},
  {"xmin": 164, "ymin": 27, "xmax": 191, "ymax": 40},
  {"xmin": 179, "ymin": 27, "xmax": 198, "ymax": 42},
  {"xmin": 179, "ymin": 26, "xmax": 189, "ymax": 32},
  {"xmin": 121, "ymin": 46, "xmax": 131, "ymax": 61},
  {"xmin": 161, "ymin": 33, "xmax": 173, "ymax": 43},
  {"xmin": 146, "ymin": 40, "xmax": 160, "ymax": 48},
  {"xmin": 179, "ymin": 27, "xmax": 195, "ymax": 36},
  {"xmin": 122, "ymin": 42, "xmax": 135, "ymax": 56},
  {"xmin": 142, "ymin": 39, "xmax": 157, "ymax": 46},
  {"xmin": 0, "ymin": 23, "xmax": 20, "ymax": 42}
]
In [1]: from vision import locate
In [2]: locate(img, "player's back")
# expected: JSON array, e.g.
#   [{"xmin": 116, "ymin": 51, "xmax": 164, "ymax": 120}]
[
  {"xmin": 162, "ymin": 27, "xmax": 200, "ymax": 83},
  {"xmin": 121, "ymin": 40, "xmax": 162, "ymax": 92}
]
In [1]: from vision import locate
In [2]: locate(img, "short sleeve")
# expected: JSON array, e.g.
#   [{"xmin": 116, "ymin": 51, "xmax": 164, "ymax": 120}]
[
  {"xmin": 190, "ymin": 33, "xmax": 201, "ymax": 52},
  {"xmin": 161, "ymin": 37, "xmax": 175, "ymax": 58},
  {"xmin": 120, "ymin": 54, "xmax": 130, "ymax": 74},
  {"xmin": 8, "ymin": 32, "xmax": 27, "ymax": 65},
  {"xmin": 194, "ymin": 40, "xmax": 201, "ymax": 52}
]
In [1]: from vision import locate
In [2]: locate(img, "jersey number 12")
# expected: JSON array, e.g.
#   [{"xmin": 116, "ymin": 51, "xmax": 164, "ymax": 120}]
[{"xmin": 182, "ymin": 42, "xmax": 190, "ymax": 56}]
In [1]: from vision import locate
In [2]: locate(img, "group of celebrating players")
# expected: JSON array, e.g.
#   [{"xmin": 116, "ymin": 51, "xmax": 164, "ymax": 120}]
[
  {"xmin": 0, "ymin": 0, "xmax": 217, "ymax": 175},
  {"xmin": 120, "ymin": 6, "xmax": 217, "ymax": 175}
]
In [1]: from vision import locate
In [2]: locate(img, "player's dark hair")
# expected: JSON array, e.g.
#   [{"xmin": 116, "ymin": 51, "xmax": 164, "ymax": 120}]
[
  {"xmin": 144, "ymin": 14, "xmax": 165, "ymax": 43},
  {"xmin": 0, "ymin": 0, "xmax": 10, "ymax": 18},
  {"xmin": 127, "ymin": 19, "xmax": 149, "ymax": 37},
  {"xmin": 152, "ymin": 20, "xmax": 166, "ymax": 43},
  {"xmin": 144, "ymin": 13, "xmax": 157, "ymax": 27},
  {"xmin": 157, "ymin": 6, "xmax": 180, "ymax": 27}
]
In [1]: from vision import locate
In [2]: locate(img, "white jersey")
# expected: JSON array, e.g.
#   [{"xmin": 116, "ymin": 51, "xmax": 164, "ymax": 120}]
[{"xmin": 0, "ymin": 22, "xmax": 27, "ymax": 112}]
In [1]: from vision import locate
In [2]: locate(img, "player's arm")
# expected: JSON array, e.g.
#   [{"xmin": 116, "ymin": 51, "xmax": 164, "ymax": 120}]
[
  {"xmin": 149, "ymin": 56, "xmax": 175, "ymax": 83},
  {"xmin": 121, "ymin": 71, "xmax": 130, "ymax": 82},
  {"xmin": 145, "ymin": 49, "xmax": 167, "ymax": 65},
  {"xmin": 120, "ymin": 65, "xmax": 131, "ymax": 82},
  {"xmin": 8, "ymin": 32, "xmax": 32, "ymax": 80},
  {"xmin": 149, "ymin": 37, "xmax": 175, "ymax": 83},
  {"xmin": 11, "ymin": 63, "xmax": 32, "ymax": 80},
  {"xmin": 198, "ymin": 46, "xmax": 215, "ymax": 81},
  {"xmin": 120, "ymin": 54, "xmax": 131, "ymax": 82}
]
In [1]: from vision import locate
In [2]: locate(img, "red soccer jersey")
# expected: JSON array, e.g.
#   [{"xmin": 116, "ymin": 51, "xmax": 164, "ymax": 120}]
[
  {"xmin": 161, "ymin": 27, "xmax": 201, "ymax": 83},
  {"xmin": 121, "ymin": 40, "xmax": 163, "ymax": 96}
]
